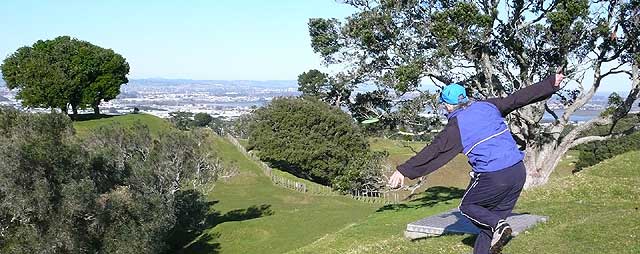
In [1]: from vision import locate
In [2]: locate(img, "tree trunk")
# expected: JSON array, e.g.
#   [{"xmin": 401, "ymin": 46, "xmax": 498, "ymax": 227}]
[
  {"xmin": 523, "ymin": 141, "xmax": 569, "ymax": 189},
  {"xmin": 72, "ymin": 105, "xmax": 78, "ymax": 115},
  {"xmin": 92, "ymin": 103, "xmax": 100, "ymax": 115}
]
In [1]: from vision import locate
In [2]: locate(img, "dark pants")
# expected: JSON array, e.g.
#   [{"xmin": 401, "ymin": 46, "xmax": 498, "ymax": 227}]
[{"xmin": 458, "ymin": 161, "xmax": 526, "ymax": 254}]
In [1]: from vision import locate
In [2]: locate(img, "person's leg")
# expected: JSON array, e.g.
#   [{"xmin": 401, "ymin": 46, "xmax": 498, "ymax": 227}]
[
  {"xmin": 458, "ymin": 173, "xmax": 505, "ymax": 232},
  {"xmin": 472, "ymin": 227, "xmax": 493, "ymax": 254},
  {"xmin": 460, "ymin": 162, "xmax": 526, "ymax": 254},
  {"xmin": 459, "ymin": 173, "xmax": 509, "ymax": 254},
  {"xmin": 488, "ymin": 162, "xmax": 527, "ymax": 253}
]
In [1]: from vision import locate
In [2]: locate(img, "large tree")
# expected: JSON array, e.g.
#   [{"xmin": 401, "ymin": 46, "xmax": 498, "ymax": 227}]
[
  {"xmin": 1, "ymin": 36, "xmax": 129, "ymax": 115},
  {"xmin": 306, "ymin": 0, "xmax": 639, "ymax": 188}
]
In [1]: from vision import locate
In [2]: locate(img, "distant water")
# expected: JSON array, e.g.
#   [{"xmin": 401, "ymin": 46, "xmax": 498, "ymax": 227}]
[{"xmin": 542, "ymin": 109, "xmax": 603, "ymax": 123}]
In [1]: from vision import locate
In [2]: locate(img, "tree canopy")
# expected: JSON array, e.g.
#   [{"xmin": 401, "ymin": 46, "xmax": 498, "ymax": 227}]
[
  {"xmin": 248, "ymin": 97, "xmax": 385, "ymax": 192},
  {"xmin": 1, "ymin": 36, "xmax": 129, "ymax": 115},
  {"xmin": 305, "ymin": 0, "xmax": 640, "ymax": 187},
  {"xmin": 194, "ymin": 112, "xmax": 214, "ymax": 127}
]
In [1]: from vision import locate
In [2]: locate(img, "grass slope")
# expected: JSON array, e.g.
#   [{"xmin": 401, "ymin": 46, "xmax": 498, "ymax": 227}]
[
  {"xmin": 72, "ymin": 114, "xmax": 376, "ymax": 254},
  {"xmin": 184, "ymin": 135, "xmax": 376, "ymax": 254},
  {"xmin": 73, "ymin": 113, "xmax": 173, "ymax": 137},
  {"xmin": 289, "ymin": 151, "xmax": 640, "ymax": 254}
]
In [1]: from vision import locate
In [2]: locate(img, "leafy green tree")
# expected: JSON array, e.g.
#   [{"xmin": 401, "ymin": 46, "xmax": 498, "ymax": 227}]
[
  {"xmin": 306, "ymin": 0, "xmax": 640, "ymax": 188},
  {"xmin": 298, "ymin": 69, "xmax": 330, "ymax": 98},
  {"xmin": 80, "ymin": 45, "xmax": 129, "ymax": 115},
  {"xmin": 248, "ymin": 97, "xmax": 384, "ymax": 192},
  {"xmin": 574, "ymin": 113, "xmax": 640, "ymax": 170},
  {"xmin": 297, "ymin": 69, "xmax": 352, "ymax": 107},
  {"xmin": 169, "ymin": 111, "xmax": 193, "ymax": 130},
  {"xmin": 193, "ymin": 112, "xmax": 213, "ymax": 127},
  {"xmin": 208, "ymin": 116, "xmax": 227, "ymax": 135},
  {"xmin": 1, "ymin": 36, "xmax": 129, "ymax": 115},
  {"xmin": 229, "ymin": 113, "xmax": 254, "ymax": 139}
]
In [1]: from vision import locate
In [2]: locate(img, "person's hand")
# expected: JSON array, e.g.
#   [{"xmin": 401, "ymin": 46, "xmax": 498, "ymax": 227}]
[
  {"xmin": 388, "ymin": 170, "xmax": 405, "ymax": 189},
  {"xmin": 554, "ymin": 73, "xmax": 565, "ymax": 87}
]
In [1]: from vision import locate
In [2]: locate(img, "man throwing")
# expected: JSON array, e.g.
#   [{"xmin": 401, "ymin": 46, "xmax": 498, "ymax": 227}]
[{"xmin": 388, "ymin": 73, "xmax": 564, "ymax": 254}]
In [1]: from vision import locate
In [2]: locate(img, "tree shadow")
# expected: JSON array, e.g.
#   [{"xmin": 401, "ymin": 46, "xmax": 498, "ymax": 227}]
[
  {"xmin": 70, "ymin": 113, "xmax": 116, "ymax": 121},
  {"xmin": 178, "ymin": 232, "xmax": 222, "ymax": 254},
  {"xmin": 173, "ymin": 200, "xmax": 275, "ymax": 254},
  {"xmin": 376, "ymin": 186, "xmax": 465, "ymax": 212}
]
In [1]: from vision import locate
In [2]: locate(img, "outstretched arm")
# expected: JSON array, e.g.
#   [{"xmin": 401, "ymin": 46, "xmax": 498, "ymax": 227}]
[
  {"xmin": 391, "ymin": 118, "xmax": 463, "ymax": 183},
  {"xmin": 485, "ymin": 74, "xmax": 564, "ymax": 116}
]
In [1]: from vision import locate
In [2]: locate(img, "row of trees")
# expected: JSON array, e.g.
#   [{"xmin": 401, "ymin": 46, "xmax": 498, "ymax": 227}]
[
  {"xmin": 302, "ymin": 0, "xmax": 640, "ymax": 188},
  {"xmin": 0, "ymin": 107, "xmax": 225, "ymax": 253},
  {"xmin": 1, "ymin": 36, "xmax": 129, "ymax": 115}
]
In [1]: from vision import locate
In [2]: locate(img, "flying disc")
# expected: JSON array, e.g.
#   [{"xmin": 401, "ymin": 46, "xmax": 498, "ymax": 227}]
[{"xmin": 361, "ymin": 118, "xmax": 379, "ymax": 124}]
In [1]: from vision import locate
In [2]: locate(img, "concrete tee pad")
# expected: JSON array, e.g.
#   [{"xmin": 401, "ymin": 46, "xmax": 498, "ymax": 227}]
[{"xmin": 405, "ymin": 209, "xmax": 548, "ymax": 240}]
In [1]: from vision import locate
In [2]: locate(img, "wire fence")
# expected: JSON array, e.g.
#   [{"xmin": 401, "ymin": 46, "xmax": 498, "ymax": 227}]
[{"xmin": 225, "ymin": 134, "xmax": 399, "ymax": 204}]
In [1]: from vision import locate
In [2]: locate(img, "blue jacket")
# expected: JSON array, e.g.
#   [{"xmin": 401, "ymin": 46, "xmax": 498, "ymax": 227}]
[{"xmin": 397, "ymin": 76, "xmax": 559, "ymax": 179}]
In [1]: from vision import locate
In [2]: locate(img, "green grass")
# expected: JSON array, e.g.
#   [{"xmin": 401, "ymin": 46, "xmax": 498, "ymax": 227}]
[
  {"xmin": 183, "ymin": 135, "xmax": 376, "ymax": 254},
  {"xmin": 288, "ymin": 151, "xmax": 640, "ymax": 254},
  {"xmin": 73, "ymin": 113, "xmax": 173, "ymax": 137}
]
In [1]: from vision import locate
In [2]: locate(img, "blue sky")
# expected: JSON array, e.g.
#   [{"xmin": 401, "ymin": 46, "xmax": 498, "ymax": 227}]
[
  {"xmin": 0, "ymin": 0, "xmax": 355, "ymax": 80},
  {"xmin": 0, "ymin": 1, "xmax": 632, "ymax": 92}
]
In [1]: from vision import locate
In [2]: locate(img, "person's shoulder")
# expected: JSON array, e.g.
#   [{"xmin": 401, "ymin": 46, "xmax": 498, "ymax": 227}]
[{"xmin": 462, "ymin": 101, "xmax": 500, "ymax": 113}]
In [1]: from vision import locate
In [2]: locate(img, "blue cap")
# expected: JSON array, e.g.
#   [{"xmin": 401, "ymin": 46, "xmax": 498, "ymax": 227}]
[{"xmin": 439, "ymin": 83, "xmax": 468, "ymax": 105}]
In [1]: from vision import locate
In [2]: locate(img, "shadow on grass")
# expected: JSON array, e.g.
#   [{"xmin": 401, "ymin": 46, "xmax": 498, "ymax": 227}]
[
  {"xmin": 461, "ymin": 235, "xmax": 476, "ymax": 247},
  {"xmin": 376, "ymin": 186, "xmax": 465, "ymax": 212},
  {"xmin": 174, "ymin": 202, "xmax": 275, "ymax": 254},
  {"xmin": 70, "ymin": 113, "xmax": 117, "ymax": 121}
]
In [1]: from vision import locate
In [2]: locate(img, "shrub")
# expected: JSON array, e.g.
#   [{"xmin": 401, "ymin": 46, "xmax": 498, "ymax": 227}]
[
  {"xmin": 248, "ymin": 97, "xmax": 385, "ymax": 192},
  {"xmin": 194, "ymin": 112, "xmax": 213, "ymax": 127},
  {"xmin": 575, "ymin": 131, "xmax": 640, "ymax": 171},
  {"xmin": 574, "ymin": 114, "xmax": 640, "ymax": 171},
  {"xmin": 0, "ymin": 107, "xmax": 223, "ymax": 253}
]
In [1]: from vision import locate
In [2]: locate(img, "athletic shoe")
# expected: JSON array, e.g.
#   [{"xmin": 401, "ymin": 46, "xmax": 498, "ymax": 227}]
[{"xmin": 490, "ymin": 220, "xmax": 512, "ymax": 254}]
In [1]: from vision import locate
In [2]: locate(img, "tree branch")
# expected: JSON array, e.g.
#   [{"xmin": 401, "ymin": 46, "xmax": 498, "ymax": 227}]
[
  {"xmin": 517, "ymin": 0, "xmax": 560, "ymax": 30},
  {"xmin": 545, "ymin": 103, "xmax": 560, "ymax": 122},
  {"xmin": 571, "ymin": 124, "xmax": 640, "ymax": 147}
]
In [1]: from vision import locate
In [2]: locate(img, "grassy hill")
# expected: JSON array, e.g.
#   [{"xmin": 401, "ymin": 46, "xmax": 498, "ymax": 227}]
[
  {"xmin": 73, "ymin": 114, "xmax": 637, "ymax": 254},
  {"xmin": 289, "ymin": 151, "xmax": 640, "ymax": 254},
  {"xmin": 72, "ymin": 114, "xmax": 377, "ymax": 254},
  {"xmin": 183, "ymin": 135, "xmax": 376, "ymax": 254},
  {"xmin": 73, "ymin": 113, "xmax": 173, "ymax": 137}
]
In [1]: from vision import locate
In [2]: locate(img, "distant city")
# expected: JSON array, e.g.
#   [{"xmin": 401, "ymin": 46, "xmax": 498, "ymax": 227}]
[
  {"xmin": 0, "ymin": 78, "xmax": 637, "ymax": 122},
  {"xmin": 0, "ymin": 79, "xmax": 300, "ymax": 119}
]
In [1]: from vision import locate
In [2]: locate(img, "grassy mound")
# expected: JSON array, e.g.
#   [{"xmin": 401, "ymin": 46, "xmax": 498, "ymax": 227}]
[{"xmin": 73, "ymin": 113, "xmax": 173, "ymax": 137}]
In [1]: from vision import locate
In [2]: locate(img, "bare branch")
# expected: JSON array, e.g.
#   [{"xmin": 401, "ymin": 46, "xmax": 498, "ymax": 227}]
[
  {"xmin": 544, "ymin": 104, "xmax": 560, "ymax": 122},
  {"xmin": 517, "ymin": 0, "xmax": 560, "ymax": 30},
  {"xmin": 571, "ymin": 124, "xmax": 640, "ymax": 147}
]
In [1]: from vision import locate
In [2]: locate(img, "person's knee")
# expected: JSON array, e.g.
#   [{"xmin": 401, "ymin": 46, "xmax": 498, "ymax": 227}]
[{"xmin": 459, "ymin": 203, "xmax": 472, "ymax": 214}]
